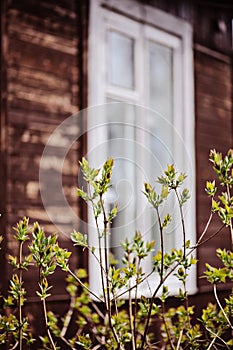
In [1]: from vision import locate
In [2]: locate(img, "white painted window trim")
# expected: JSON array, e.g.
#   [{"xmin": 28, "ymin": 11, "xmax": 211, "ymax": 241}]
[{"xmin": 88, "ymin": 0, "xmax": 197, "ymax": 297}]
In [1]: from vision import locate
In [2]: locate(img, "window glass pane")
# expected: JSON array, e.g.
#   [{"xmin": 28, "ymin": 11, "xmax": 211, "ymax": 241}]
[
  {"xmin": 149, "ymin": 41, "xmax": 173, "ymax": 118},
  {"xmin": 108, "ymin": 31, "xmax": 135, "ymax": 89},
  {"xmin": 104, "ymin": 102, "xmax": 137, "ymax": 263},
  {"xmin": 148, "ymin": 42, "xmax": 175, "ymax": 251}
]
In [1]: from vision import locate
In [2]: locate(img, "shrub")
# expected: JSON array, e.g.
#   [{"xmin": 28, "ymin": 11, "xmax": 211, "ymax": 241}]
[{"xmin": 0, "ymin": 149, "xmax": 232, "ymax": 349}]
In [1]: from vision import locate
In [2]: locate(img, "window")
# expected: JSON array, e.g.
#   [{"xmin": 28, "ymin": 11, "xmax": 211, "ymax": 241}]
[{"xmin": 88, "ymin": 0, "xmax": 196, "ymax": 296}]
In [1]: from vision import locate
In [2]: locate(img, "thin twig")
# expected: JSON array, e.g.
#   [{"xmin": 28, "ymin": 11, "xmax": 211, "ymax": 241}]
[
  {"xmin": 100, "ymin": 194, "xmax": 110, "ymax": 310},
  {"xmin": 194, "ymin": 213, "xmax": 213, "ymax": 247},
  {"xmin": 61, "ymin": 294, "xmax": 76, "ymax": 337},
  {"xmin": 213, "ymin": 284, "xmax": 233, "ymax": 329},
  {"xmin": 99, "ymin": 195, "xmax": 123, "ymax": 349},
  {"xmin": 129, "ymin": 280, "xmax": 136, "ymax": 350},
  {"xmin": 91, "ymin": 300, "xmax": 105, "ymax": 320},
  {"xmin": 90, "ymin": 191, "xmax": 107, "ymax": 306},
  {"xmin": 19, "ymin": 241, "xmax": 23, "ymax": 350},
  {"xmin": 87, "ymin": 245, "xmax": 108, "ymax": 278},
  {"xmin": 194, "ymin": 223, "xmax": 225, "ymax": 248},
  {"xmin": 206, "ymin": 327, "xmax": 230, "ymax": 350},
  {"xmin": 67, "ymin": 268, "xmax": 103, "ymax": 302},
  {"xmin": 174, "ymin": 189, "xmax": 191, "ymax": 327},
  {"xmin": 141, "ymin": 207, "xmax": 164, "ymax": 349},
  {"xmin": 174, "ymin": 189, "xmax": 186, "ymax": 258},
  {"xmin": 42, "ymin": 298, "xmax": 56, "ymax": 350},
  {"xmin": 161, "ymin": 301, "xmax": 175, "ymax": 350},
  {"xmin": 60, "ymin": 334, "xmax": 75, "ymax": 349},
  {"xmin": 176, "ymin": 329, "xmax": 183, "ymax": 350},
  {"xmin": 133, "ymin": 257, "xmax": 141, "ymax": 346},
  {"xmin": 226, "ymin": 184, "xmax": 233, "ymax": 246},
  {"xmin": 206, "ymin": 333, "xmax": 218, "ymax": 350},
  {"xmin": 9, "ymin": 341, "xmax": 19, "ymax": 350},
  {"xmin": 156, "ymin": 207, "xmax": 164, "ymax": 283}
]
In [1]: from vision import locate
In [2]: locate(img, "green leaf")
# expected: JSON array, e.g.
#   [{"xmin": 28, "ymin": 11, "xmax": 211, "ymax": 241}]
[
  {"xmin": 71, "ymin": 230, "xmax": 88, "ymax": 248},
  {"xmin": 162, "ymin": 213, "xmax": 171, "ymax": 228},
  {"xmin": 211, "ymin": 199, "xmax": 219, "ymax": 212},
  {"xmin": 180, "ymin": 188, "xmax": 190, "ymax": 205},
  {"xmin": 76, "ymin": 188, "xmax": 90, "ymax": 202},
  {"xmin": 205, "ymin": 180, "xmax": 217, "ymax": 197},
  {"xmin": 13, "ymin": 217, "xmax": 31, "ymax": 242},
  {"xmin": 205, "ymin": 263, "xmax": 227, "ymax": 284},
  {"xmin": 76, "ymin": 268, "xmax": 88, "ymax": 279},
  {"xmin": 108, "ymin": 205, "xmax": 118, "ymax": 223},
  {"xmin": 76, "ymin": 335, "xmax": 92, "ymax": 349}
]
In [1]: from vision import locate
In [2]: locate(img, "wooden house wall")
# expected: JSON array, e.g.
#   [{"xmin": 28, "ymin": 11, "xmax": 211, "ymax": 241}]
[
  {"xmin": 195, "ymin": 50, "xmax": 232, "ymax": 291},
  {"xmin": 7, "ymin": 0, "xmax": 80, "ymax": 230},
  {"xmin": 1, "ymin": 0, "xmax": 88, "ymax": 321},
  {"xmin": 194, "ymin": 1, "xmax": 233, "ymax": 291}
]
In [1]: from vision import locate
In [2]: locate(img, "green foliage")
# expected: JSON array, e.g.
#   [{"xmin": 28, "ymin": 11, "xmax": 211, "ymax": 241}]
[
  {"xmin": 207, "ymin": 149, "xmax": 233, "ymax": 226},
  {"xmin": 13, "ymin": 216, "xmax": 31, "ymax": 243},
  {"xmin": 70, "ymin": 230, "xmax": 88, "ymax": 249},
  {"xmin": 0, "ymin": 149, "xmax": 232, "ymax": 349},
  {"xmin": 209, "ymin": 149, "xmax": 233, "ymax": 186}
]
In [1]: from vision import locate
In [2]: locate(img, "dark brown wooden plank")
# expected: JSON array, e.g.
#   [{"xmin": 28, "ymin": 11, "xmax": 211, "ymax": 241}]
[
  {"xmin": 194, "ymin": 1, "xmax": 233, "ymax": 54},
  {"xmin": 195, "ymin": 47, "xmax": 233, "ymax": 290}
]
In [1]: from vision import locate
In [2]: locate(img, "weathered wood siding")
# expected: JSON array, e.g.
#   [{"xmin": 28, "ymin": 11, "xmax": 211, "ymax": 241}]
[
  {"xmin": 5, "ymin": 0, "xmax": 87, "ymax": 300},
  {"xmin": 195, "ymin": 50, "xmax": 232, "ymax": 291},
  {"xmin": 194, "ymin": 1, "xmax": 233, "ymax": 291},
  {"xmin": 142, "ymin": 0, "xmax": 193, "ymax": 21}
]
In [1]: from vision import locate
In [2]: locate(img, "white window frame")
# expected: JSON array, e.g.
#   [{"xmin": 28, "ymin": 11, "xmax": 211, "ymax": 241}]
[{"xmin": 88, "ymin": 0, "xmax": 196, "ymax": 296}]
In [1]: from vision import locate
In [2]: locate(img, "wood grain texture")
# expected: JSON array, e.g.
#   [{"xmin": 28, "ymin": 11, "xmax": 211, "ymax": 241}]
[
  {"xmin": 195, "ymin": 49, "xmax": 233, "ymax": 290},
  {"xmin": 4, "ymin": 0, "xmax": 86, "ymax": 301}
]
